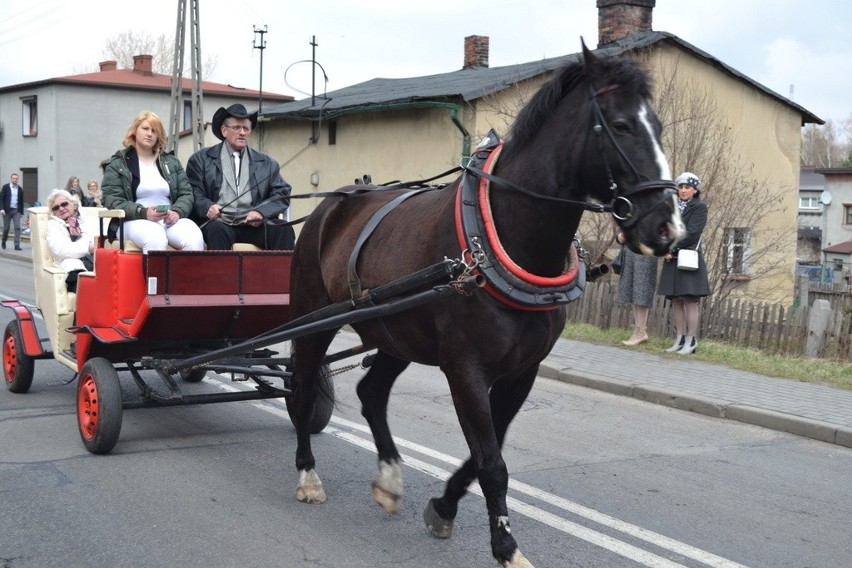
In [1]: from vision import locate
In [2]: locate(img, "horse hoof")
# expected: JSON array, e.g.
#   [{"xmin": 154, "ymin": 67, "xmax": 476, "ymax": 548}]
[
  {"xmin": 502, "ymin": 550, "xmax": 534, "ymax": 568},
  {"xmin": 296, "ymin": 469, "xmax": 327, "ymax": 504},
  {"xmin": 423, "ymin": 498, "xmax": 454, "ymax": 539},
  {"xmin": 371, "ymin": 460, "xmax": 403, "ymax": 514},
  {"xmin": 371, "ymin": 481, "xmax": 402, "ymax": 514}
]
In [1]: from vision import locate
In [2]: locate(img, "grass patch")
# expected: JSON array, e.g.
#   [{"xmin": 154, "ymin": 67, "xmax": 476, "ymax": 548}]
[{"xmin": 562, "ymin": 323, "xmax": 852, "ymax": 391}]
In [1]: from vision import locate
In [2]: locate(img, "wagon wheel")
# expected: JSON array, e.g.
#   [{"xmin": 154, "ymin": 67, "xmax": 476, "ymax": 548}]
[
  {"xmin": 180, "ymin": 367, "xmax": 208, "ymax": 383},
  {"xmin": 76, "ymin": 357, "xmax": 123, "ymax": 455},
  {"xmin": 3, "ymin": 320, "xmax": 35, "ymax": 393},
  {"xmin": 285, "ymin": 363, "xmax": 335, "ymax": 434}
]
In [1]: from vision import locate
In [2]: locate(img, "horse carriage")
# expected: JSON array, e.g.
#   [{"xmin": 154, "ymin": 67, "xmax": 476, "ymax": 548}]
[
  {"xmin": 3, "ymin": 45, "xmax": 684, "ymax": 568},
  {"xmin": 2, "ymin": 205, "xmax": 363, "ymax": 453}
]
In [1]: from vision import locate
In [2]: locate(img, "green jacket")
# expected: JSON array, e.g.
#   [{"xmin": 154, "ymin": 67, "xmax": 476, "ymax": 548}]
[{"xmin": 100, "ymin": 147, "xmax": 195, "ymax": 220}]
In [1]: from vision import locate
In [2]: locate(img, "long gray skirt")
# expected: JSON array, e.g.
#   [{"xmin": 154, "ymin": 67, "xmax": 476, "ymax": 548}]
[{"xmin": 616, "ymin": 247, "xmax": 658, "ymax": 307}]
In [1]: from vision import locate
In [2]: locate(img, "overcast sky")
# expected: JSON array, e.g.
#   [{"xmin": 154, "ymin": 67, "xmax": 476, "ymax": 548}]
[{"xmin": 2, "ymin": 0, "xmax": 850, "ymax": 124}]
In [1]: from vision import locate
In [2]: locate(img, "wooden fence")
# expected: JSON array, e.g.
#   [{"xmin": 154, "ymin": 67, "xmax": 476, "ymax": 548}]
[{"xmin": 565, "ymin": 281, "xmax": 852, "ymax": 361}]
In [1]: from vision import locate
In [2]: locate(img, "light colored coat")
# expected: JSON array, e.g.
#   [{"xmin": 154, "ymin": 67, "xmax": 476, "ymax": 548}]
[{"xmin": 46, "ymin": 213, "xmax": 97, "ymax": 273}]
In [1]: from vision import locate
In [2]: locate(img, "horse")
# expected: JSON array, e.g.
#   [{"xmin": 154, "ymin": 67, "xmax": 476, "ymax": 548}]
[{"xmin": 287, "ymin": 44, "xmax": 685, "ymax": 568}]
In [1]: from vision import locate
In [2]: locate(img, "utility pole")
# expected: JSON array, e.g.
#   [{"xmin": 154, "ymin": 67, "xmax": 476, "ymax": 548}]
[
  {"xmin": 253, "ymin": 25, "xmax": 267, "ymax": 114},
  {"xmin": 168, "ymin": 0, "xmax": 204, "ymax": 155},
  {"xmin": 310, "ymin": 35, "xmax": 318, "ymax": 143}
]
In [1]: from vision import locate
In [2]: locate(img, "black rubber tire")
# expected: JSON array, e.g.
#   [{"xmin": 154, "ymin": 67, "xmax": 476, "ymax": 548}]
[
  {"xmin": 3, "ymin": 320, "xmax": 35, "ymax": 393},
  {"xmin": 76, "ymin": 357, "xmax": 123, "ymax": 454},
  {"xmin": 286, "ymin": 364, "xmax": 335, "ymax": 434}
]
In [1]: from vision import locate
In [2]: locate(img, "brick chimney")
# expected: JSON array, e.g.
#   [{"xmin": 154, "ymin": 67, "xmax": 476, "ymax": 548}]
[
  {"xmin": 464, "ymin": 35, "xmax": 489, "ymax": 69},
  {"xmin": 99, "ymin": 60, "xmax": 118, "ymax": 72},
  {"xmin": 132, "ymin": 54, "xmax": 154, "ymax": 75},
  {"xmin": 597, "ymin": 0, "xmax": 655, "ymax": 47}
]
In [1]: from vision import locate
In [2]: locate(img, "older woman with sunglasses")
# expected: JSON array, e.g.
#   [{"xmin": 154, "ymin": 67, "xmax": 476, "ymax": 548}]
[{"xmin": 45, "ymin": 189, "xmax": 98, "ymax": 292}]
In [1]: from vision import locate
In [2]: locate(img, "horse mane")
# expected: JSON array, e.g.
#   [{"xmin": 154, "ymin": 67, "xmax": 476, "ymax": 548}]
[{"xmin": 508, "ymin": 54, "xmax": 652, "ymax": 148}]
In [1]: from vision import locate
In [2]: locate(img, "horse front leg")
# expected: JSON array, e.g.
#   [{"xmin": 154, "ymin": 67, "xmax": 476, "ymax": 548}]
[
  {"xmin": 356, "ymin": 351, "xmax": 409, "ymax": 514},
  {"xmin": 424, "ymin": 364, "xmax": 539, "ymax": 568},
  {"xmin": 292, "ymin": 330, "xmax": 337, "ymax": 504}
]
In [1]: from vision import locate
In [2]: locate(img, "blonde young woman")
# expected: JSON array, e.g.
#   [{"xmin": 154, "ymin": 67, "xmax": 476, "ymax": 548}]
[{"xmin": 100, "ymin": 111, "xmax": 204, "ymax": 252}]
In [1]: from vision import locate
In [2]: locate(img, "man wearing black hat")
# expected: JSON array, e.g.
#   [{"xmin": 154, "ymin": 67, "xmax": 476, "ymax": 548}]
[{"xmin": 186, "ymin": 104, "xmax": 295, "ymax": 250}]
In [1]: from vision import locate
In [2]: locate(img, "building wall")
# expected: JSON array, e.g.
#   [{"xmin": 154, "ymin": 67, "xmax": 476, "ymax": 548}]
[
  {"xmin": 0, "ymin": 83, "xmax": 253, "ymax": 204},
  {"xmin": 649, "ymin": 44, "xmax": 802, "ymax": 304},
  {"xmin": 822, "ymin": 174, "xmax": 852, "ymax": 250}
]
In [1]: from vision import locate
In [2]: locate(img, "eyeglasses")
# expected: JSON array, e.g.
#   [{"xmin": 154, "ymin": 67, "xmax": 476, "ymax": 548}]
[
  {"xmin": 223, "ymin": 125, "xmax": 251, "ymax": 133},
  {"xmin": 51, "ymin": 201, "xmax": 70, "ymax": 212}
]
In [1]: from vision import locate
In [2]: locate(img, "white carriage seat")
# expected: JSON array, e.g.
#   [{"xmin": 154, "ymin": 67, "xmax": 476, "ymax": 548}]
[{"xmin": 28, "ymin": 206, "xmax": 104, "ymax": 355}]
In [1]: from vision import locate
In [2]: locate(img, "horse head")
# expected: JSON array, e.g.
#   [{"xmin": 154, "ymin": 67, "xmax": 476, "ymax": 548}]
[{"xmin": 579, "ymin": 42, "xmax": 684, "ymax": 256}]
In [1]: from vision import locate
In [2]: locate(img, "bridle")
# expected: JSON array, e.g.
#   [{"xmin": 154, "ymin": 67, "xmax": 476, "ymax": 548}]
[{"xmin": 461, "ymin": 83, "xmax": 675, "ymax": 226}]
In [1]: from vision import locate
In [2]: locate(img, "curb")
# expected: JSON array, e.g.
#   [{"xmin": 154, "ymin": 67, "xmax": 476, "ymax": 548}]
[{"xmin": 539, "ymin": 363, "xmax": 852, "ymax": 449}]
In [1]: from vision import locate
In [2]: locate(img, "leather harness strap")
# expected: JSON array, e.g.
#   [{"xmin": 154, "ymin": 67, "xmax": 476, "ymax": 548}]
[{"xmin": 347, "ymin": 188, "xmax": 435, "ymax": 302}]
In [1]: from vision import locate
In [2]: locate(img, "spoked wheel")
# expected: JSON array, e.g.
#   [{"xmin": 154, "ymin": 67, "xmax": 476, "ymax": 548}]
[
  {"xmin": 76, "ymin": 357, "xmax": 123, "ymax": 454},
  {"xmin": 286, "ymin": 363, "xmax": 335, "ymax": 434},
  {"xmin": 3, "ymin": 320, "xmax": 35, "ymax": 393}
]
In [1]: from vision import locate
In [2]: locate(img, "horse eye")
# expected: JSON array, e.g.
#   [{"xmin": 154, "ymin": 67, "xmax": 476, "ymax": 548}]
[{"xmin": 612, "ymin": 119, "xmax": 631, "ymax": 134}]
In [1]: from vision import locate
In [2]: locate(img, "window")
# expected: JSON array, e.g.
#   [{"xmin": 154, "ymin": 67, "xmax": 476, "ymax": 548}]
[
  {"xmin": 21, "ymin": 96, "xmax": 37, "ymax": 136},
  {"xmin": 834, "ymin": 259, "xmax": 844, "ymax": 271},
  {"xmin": 845, "ymin": 205, "xmax": 852, "ymax": 225},
  {"xmin": 799, "ymin": 195, "xmax": 819, "ymax": 209},
  {"xmin": 182, "ymin": 100, "xmax": 192, "ymax": 131},
  {"xmin": 724, "ymin": 227, "xmax": 751, "ymax": 275},
  {"xmin": 328, "ymin": 120, "xmax": 337, "ymax": 145}
]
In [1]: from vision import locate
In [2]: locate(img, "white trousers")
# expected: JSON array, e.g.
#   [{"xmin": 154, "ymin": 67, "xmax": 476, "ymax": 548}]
[{"xmin": 123, "ymin": 218, "xmax": 204, "ymax": 252}]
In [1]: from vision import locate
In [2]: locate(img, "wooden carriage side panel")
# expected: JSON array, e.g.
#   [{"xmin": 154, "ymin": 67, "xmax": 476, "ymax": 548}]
[{"xmin": 128, "ymin": 251, "xmax": 292, "ymax": 341}]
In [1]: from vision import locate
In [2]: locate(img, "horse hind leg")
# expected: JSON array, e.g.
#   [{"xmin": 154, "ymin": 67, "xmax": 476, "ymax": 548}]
[
  {"xmin": 292, "ymin": 329, "xmax": 338, "ymax": 505},
  {"xmin": 355, "ymin": 351, "xmax": 409, "ymax": 514},
  {"xmin": 425, "ymin": 365, "xmax": 539, "ymax": 568}
]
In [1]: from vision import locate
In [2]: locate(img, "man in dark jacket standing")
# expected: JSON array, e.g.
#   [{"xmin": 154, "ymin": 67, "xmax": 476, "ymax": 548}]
[
  {"xmin": 186, "ymin": 104, "xmax": 295, "ymax": 250},
  {"xmin": 1, "ymin": 173, "xmax": 25, "ymax": 250}
]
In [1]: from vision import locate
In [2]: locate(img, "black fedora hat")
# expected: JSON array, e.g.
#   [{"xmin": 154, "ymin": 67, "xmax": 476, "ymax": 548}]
[{"xmin": 212, "ymin": 104, "xmax": 258, "ymax": 141}]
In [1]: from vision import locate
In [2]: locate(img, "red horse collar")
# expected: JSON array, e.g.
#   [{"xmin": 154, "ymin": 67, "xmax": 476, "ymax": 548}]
[{"xmin": 454, "ymin": 135, "xmax": 585, "ymax": 311}]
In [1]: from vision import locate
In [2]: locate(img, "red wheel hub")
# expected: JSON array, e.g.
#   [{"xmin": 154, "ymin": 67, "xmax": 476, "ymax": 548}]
[
  {"xmin": 78, "ymin": 374, "xmax": 100, "ymax": 441},
  {"xmin": 3, "ymin": 333, "xmax": 16, "ymax": 384}
]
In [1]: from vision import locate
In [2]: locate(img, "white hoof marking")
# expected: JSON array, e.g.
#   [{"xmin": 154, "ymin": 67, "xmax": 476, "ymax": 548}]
[
  {"xmin": 371, "ymin": 459, "xmax": 403, "ymax": 514},
  {"xmin": 503, "ymin": 549, "xmax": 534, "ymax": 568},
  {"xmin": 296, "ymin": 469, "xmax": 326, "ymax": 504}
]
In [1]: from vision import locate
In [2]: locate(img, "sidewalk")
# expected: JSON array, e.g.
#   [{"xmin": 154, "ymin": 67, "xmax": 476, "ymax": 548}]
[
  {"xmin": 4, "ymin": 239, "xmax": 852, "ymax": 448},
  {"xmin": 540, "ymin": 338, "xmax": 852, "ymax": 448}
]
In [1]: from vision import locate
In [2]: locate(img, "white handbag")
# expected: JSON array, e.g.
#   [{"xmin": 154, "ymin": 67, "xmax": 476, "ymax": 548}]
[{"xmin": 676, "ymin": 238, "xmax": 700, "ymax": 271}]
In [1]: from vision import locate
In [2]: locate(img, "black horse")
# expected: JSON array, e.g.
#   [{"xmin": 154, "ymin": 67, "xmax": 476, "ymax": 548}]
[{"xmin": 288, "ymin": 44, "xmax": 684, "ymax": 567}]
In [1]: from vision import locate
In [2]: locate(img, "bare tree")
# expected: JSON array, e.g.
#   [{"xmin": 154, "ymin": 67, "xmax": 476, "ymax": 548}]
[
  {"xmin": 801, "ymin": 115, "xmax": 852, "ymax": 167},
  {"xmin": 101, "ymin": 31, "xmax": 217, "ymax": 79},
  {"xmin": 649, "ymin": 55, "xmax": 795, "ymax": 307}
]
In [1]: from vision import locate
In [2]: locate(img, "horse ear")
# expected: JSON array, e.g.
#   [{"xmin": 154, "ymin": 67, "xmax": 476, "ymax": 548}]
[{"xmin": 580, "ymin": 38, "xmax": 602, "ymax": 86}]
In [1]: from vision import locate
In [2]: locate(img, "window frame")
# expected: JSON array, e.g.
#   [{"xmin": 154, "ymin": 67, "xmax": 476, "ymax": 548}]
[
  {"xmin": 724, "ymin": 227, "xmax": 752, "ymax": 276},
  {"xmin": 21, "ymin": 95, "xmax": 37, "ymax": 137}
]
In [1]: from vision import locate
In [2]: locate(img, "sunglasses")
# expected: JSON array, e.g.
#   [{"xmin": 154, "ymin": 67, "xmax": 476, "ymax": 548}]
[{"xmin": 51, "ymin": 201, "xmax": 71, "ymax": 212}]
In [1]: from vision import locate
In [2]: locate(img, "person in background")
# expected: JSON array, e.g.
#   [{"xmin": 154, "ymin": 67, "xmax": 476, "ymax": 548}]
[
  {"xmin": 1, "ymin": 173, "xmax": 25, "ymax": 250},
  {"xmin": 657, "ymin": 172, "xmax": 710, "ymax": 355},
  {"xmin": 81, "ymin": 179, "xmax": 103, "ymax": 207},
  {"xmin": 101, "ymin": 111, "xmax": 204, "ymax": 253},
  {"xmin": 186, "ymin": 103, "xmax": 295, "ymax": 250},
  {"xmin": 65, "ymin": 176, "xmax": 84, "ymax": 202},
  {"xmin": 46, "ymin": 189, "xmax": 98, "ymax": 293},
  {"xmin": 616, "ymin": 230, "xmax": 658, "ymax": 346}
]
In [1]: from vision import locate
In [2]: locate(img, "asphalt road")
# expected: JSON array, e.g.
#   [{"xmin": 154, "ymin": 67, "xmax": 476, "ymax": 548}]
[{"xmin": 2, "ymin": 257, "xmax": 852, "ymax": 568}]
